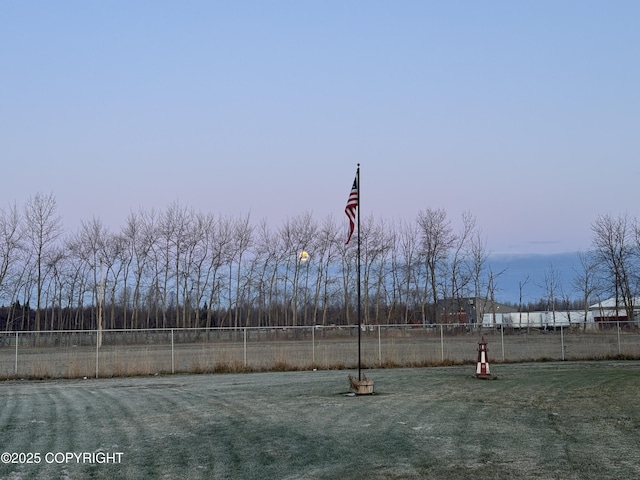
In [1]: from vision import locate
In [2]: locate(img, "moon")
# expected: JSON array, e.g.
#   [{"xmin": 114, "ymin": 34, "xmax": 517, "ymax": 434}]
[{"xmin": 299, "ymin": 251, "xmax": 310, "ymax": 262}]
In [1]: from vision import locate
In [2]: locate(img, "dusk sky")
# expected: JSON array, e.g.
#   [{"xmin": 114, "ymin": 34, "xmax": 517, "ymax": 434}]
[{"xmin": 3, "ymin": 1, "xmax": 639, "ymax": 256}]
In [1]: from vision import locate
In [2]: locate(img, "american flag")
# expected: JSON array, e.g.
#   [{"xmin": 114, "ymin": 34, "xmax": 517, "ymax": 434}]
[{"xmin": 345, "ymin": 175, "xmax": 358, "ymax": 245}]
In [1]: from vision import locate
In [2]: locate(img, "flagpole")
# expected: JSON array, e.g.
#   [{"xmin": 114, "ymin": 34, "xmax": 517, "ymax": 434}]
[{"xmin": 356, "ymin": 164, "xmax": 362, "ymax": 381}]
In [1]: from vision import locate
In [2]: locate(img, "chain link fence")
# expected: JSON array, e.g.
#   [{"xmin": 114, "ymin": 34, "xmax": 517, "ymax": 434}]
[{"xmin": 1, "ymin": 322, "xmax": 638, "ymax": 379}]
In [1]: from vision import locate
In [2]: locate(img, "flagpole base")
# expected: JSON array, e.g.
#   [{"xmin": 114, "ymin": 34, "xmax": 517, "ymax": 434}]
[{"xmin": 348, "ymin": 374, "xmax": 374, "ymax": 395}]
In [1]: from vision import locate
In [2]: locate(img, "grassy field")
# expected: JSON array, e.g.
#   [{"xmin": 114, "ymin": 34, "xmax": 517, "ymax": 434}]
[{"xmin": 0, "ymin": 361, "xmax": 639, "ymax": 479}]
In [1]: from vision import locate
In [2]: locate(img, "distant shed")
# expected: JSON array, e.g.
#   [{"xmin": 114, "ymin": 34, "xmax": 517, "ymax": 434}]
[
  {"xmin": 482, "ymin": 310, "xmax": 592, "ymax": 329},
  {"xmin": 588, "ymin": 297, "xmax": 640, "ymax": 327}
]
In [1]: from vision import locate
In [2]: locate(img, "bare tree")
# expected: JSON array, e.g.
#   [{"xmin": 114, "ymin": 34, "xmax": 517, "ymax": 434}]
[
  {"xmin": 42, "ymin": 246, "xmax": 66, "ymax": 330},
  {"xmin": 631, "ymin": 218, "xmax": 640, "ymax": 301},
  {"xmin": 0, "ymin": 202, "xmax": 23, "ymax": 305},
  {"xmin": 542, "ymin": 262, "xmax": 562, "ymax": 328},
  {"xmin": 384, "ymin": 225, "xmax": 401, "ymax": 324},
  {"xmin": 205, "ymin": 215, "xmax": 234, "ymax": 329},
  {"xmin": 174, "ymin": 208, "xmax": 212, "ymax": 329},
  {"xmin": 484, "ymin": 267, "xmax": 506, "ymax": 328},
  {"xmin": 230, "ymin": 214, "xmax": 254, "ymax": 329},
  {"xmin": 518, "ymin": 275, "xmax": 530, "ymax": 329},
  {"xmin": 446, "ymin": 211, "xmax": 477, "ymax": 323},
  {"xmin": 103, "ymin": 233, "xmax": 126, "ymax": 329},
  {"xmin": 359, "ymin": 215, "xmax": 387, "ymax": 326},
  {"xmin": 250, "ymin": 220, "xmax": 273, "ymax": 328},
  {"xmin": 67, "ymin": 217, "xmax": 110, "ymax": 342},
  {"xmin": 396, "ymin": 220, "xmax": 421, "ymax": 324},
  {"xmin": 469, "ymin": 230, "xmax": 488, "ymax": 299},
  {"xmin": 249, "ymin": 219, "xmax": 276, "ymax": 328},
  {"xmin": 56, "ymin": 241, "xmax": 88, "ymax": 330},
  {"xmin": 591, "ymin": 213, "xmax": 636, "ymax": 321},
  {"xmin": 159, "ymin": 202, "xmax": 195, "ymax": 328},
  {"xmin": 572, "ymin": 250, "xmax": 599, "ymax": 329},
  {"xmin": 340, "ymin": 235, "xmax": 357, "ymax": 326},
  {"xmin": 122, "ymin": 208, "xmax": 158, "ymax": 329},
  {"xmin": 311, "ymin": 215, "xmax": 340, "ymax": 327},
  {"xmin": 370, "ymin": 222, "xmax": 393, "ymax": 326},
  {"xmin": 13, "ymin": 258, "xmax": 36, "ymax": 330},
  {"xmin": 185, "ymin": 211, "xmax": 215, "ymax": 329},
  {"xmin": 277, "ymin": 213, "xmax": 317, "ymax": 327},
  {"xmin": 23, "ymin": 193, "xmax": 64, "ymax": 331},
  {"xmin": 417, "ymin": 208, "xmax": 456, "ymax": 323}
]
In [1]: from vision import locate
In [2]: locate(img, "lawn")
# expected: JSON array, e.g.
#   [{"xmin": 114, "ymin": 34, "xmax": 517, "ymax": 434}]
[{"xmin": 1, "ymin": 361, "xmax": 639, "ymax": 479}]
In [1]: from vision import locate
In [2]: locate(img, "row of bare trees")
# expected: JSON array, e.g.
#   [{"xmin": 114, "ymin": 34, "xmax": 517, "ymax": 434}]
[
  {"xmin": 588, "ymin": 213, "xmax": 640, "ymax": 321},
  {"xmin": 513, "ymin": 213, "xmax": 640, "ymax": 325},
  {"xmin": 0, "ymin": 194, "xmax": 637, "ymax": 331}
]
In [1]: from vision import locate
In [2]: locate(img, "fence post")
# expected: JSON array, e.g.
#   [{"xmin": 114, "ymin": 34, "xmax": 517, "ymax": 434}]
[
  {"xmin": 95, "ymin": 329, "xmax": 99, "ymax": 379},
  {"xmin": 440, "ymin": 324, "xmax": 444, "ymax": 362},
  {"xmin": 617, "ymin": 321, "xmax": 621, "ymax": 355},
  {"xmin": 171, "ymin": 329, "xmax": 175, "ymax": 374},
  {"xmin": 14, "ymin": 331, "xmax": 18, "ymax": 375},
  {"xmin": 561, "ymin": 325, "xmax": 565, "ymax": 361},
  {"xmin": 501, "ymin": 326, "xmax": 505, "ymax": 361},
  {"xmin": 378, "ymin": 325, "xmax": 382, "ymax": 364},
  {"xmin": 243, "ymin": 327, "xmax": 247, "ymax": 367}
]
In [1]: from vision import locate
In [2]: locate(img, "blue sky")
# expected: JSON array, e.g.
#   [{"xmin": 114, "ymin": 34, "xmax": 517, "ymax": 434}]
[{"xmin": 2, "ymin": 1, "xmax": 639, "ymax": 255}]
